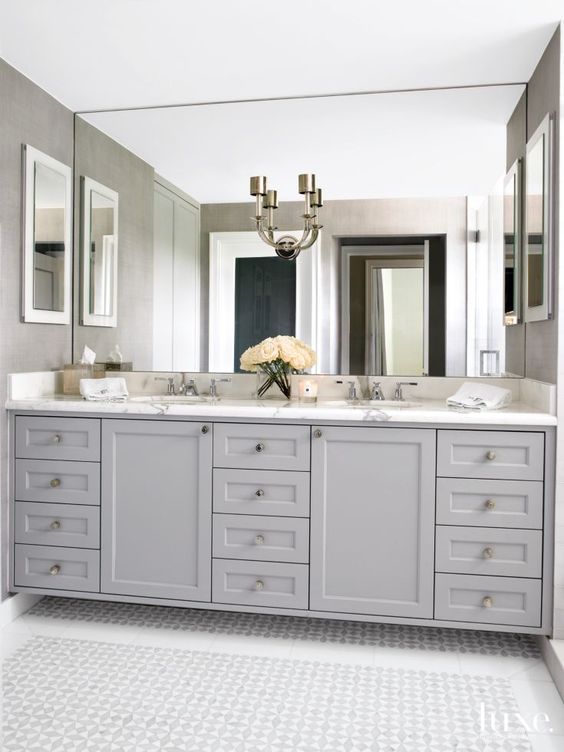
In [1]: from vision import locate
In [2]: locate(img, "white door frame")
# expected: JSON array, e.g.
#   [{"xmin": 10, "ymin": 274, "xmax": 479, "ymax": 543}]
[{"xmin": 209, "ymin": 231, "xmax": 319, "ymax": 373}]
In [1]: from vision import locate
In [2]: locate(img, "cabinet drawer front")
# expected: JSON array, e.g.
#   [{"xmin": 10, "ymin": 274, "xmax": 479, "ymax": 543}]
[
  {"xmin": 213, "ymin": 468, "xmax": 310, "ymax": 517},
  {"xmin": 437, "ymin": 430, "xmax": 544, "ymax": 480},
  {"xmin": 14, "ymin": 544, "xmax": 100, "ymax": 592},
  {"xmin": 435, "ymin": 527, "xmax": 542, "ymax": 578},
  {"xmin": 436, "ymin": 478, "xmax": 544, "ymax": 529},
  {"xmin": 212, "ymin": 559, "xmax": 308, "ymax": 609},
  {"xmin": 213, "ymin": 514, "xmax": 309, "ymax": 563},
  {"xmin": 434, "ymin": 574, "xmax": 541, "ymax": 627},
  {"xmin": 16, "ymin": 416, "xmax": 100, "ymax": 462},
  {"xmin": 15, "ymin": 502, "xmax": 100, "ymax": 549},
  {"xmin": 214, "ymin": 424, "xmax": 310, "ymax": 471},
  {"xmin": 15, "ymin": 459, "xmax": 100, "ymax": 505}
]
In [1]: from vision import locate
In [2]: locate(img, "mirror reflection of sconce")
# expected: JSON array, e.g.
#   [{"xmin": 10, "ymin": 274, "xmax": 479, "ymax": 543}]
[
  {"xmin": 503, "ymin": 158, "xmax": 522, "ymax": 327},
  {"xmin": 81, "ymin": 177, "xmax": 119, "ymax": 327},
  {"xmin": 22, "ymin": 145, "xmax": 73, "ymax": 324},
  {"xmin": 524, "ymin": 113, "xmax": 554, "ymax": 323}
]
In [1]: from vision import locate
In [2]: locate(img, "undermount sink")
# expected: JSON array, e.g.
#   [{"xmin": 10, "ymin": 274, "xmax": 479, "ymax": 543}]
[
  {"xmin": 130, "ymin": 395, "xmax": 215, "ymax": 404},
  {"xmin": 318, "ymin": 399, "xmax": 423, "ymax": 409}
]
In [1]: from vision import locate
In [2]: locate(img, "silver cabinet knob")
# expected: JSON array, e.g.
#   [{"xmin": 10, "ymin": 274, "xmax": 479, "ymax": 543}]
[
  {"xmin": 255, "ymin": 489, "xmax": 265, "ymax": 497},
  {"xmin": 482, "ymin": 596, "xmax": 493, "ymax": 608},
  {"xmin": 49, "ymin": 564, "xmax": 61, "ymax": 576},
  {"xmin": 255, "ymin": 579, "xmax": 264, "ymax": 591},
  {"xmin": 313, "ymin": 429, "xmax": 322, "ymax": 438},
  {"xmin": 482, "ymin": 547, "xmax": 495, "ymax": 559},
  {"xmin": 201, "ymin": 425, "xmax": 209, "ymax": 435},
  {"xmin": 50, "ymin": 478, "xmax": 61, "ymax": 488},
  {"xmin": 486, "ymin": 450, "xmax": 496, "ymax": 461},
  {"xmin": 254, "ymin": 534, "xmax": 265, "ymax": 546},
  {"xmin": 255, "ymin": 443, "xmax": 265, "ymax": 453},
  {"xmin": 50, "ymin": 520, "xmax": 61, "ymax": 530},
  {"xmin": 485, "ymin": 499, "xmax": 496, "ymax": 511},
  {"xmin": 51, "ymin": 434, "xmax": 62, "ymax": 444}
]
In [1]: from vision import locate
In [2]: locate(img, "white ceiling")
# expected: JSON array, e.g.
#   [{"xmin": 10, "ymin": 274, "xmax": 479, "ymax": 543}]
[
  {"xmin": 0, "ymin": 1, "xmax": 561, "ymax": 112},
  {"xmin": 84, "ymin": 85, "xmax": 524, "ymax": 202}
]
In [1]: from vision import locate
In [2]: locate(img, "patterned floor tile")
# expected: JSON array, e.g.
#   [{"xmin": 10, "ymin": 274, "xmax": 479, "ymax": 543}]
[
  {"xmin": 28, "ymin": 597, "xmax": 540, "ymax": 658},
  {"xmin": 2, "ymin": 636, "xmax": 531, "ymax": 752}
]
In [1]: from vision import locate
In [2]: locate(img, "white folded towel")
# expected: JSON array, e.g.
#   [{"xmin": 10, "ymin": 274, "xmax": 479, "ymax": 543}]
[
  {"xmin": 446, "ymin": 382, "xmax": 512, "ymax": 410},
  {"xmin": 80, "ymin": 377, "xmax": 129, "ymax": 402}
]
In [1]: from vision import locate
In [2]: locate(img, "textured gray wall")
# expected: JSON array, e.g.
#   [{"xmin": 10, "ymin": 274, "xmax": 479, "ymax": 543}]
[
  {"xmin": 0, "ymin": 59, "xmax": 74, "ymax": 599},
  {"xmin": 504, "ymin": 28, "xmax": 560, "ymax": 383},
  {"xmin": 200, "ymin": 197, "xmax": 467, "ymax": 374},
  {"xmin": 73, "ymin": 118, "xmax": 155, "ymax": 369}
]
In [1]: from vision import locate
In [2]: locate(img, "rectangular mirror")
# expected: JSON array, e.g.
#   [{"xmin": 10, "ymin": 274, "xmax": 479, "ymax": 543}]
[
  {"xmin": 81, "ymin": 177, "xmax": 119, "ymax": 327},
  {"xmin": 503, "ymin": 158, "xmax": 522, "ymax": 326},
  {"xmin": 22, "ymin": 145, "xmax": 72, "ymax": 324},
  {"xmin": 524, "ymin": 113, "xmax": 554, "ymax": 323}
]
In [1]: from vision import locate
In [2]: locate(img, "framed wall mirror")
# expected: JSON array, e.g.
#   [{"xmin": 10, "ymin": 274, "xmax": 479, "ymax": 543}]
[
  {"xmin": 22, "ymin": 144, "xmax": 72, "ymax": 324},
  {"xmin": 524, "ymin": 113, "xmax": 554, "ymax": 323},
  {"xmin": 81, "ymin": 176, "xmax": 119, "ymax": 327},
  {"xmin": 503, "ymin": 158, "xmax": 522, "ymax": 326}
]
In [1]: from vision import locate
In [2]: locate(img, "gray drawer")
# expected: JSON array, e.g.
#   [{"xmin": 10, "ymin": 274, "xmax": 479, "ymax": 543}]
[
  {"xmin": 434, "ymin": 573, "xmax": 542, "ymax": 627},
  {"xmin": 435, "ymin": 526, "xmax": 542, "ymax": 578},
  {"xmin": 437, "ymin": 430, "xmax": 544, "ymax": 481},
  {"xmin": 15, "ymin": 416, "xmax": 100, "ymax": 462},
  {"xmin": 213, "ymin": 514, "xmax": 309, "ymax": 563},
  {"xmin": 212, "ymin": 559, "xmax": 308, "ymax": 609},
  {"xmin": 15, "ymin": 502, "xmax": 100, "ymax": 549},
  {"xmin": 15, "ymin": 459, "xmax": 100, "ymax": 506},
  {"xmin": 14, "ymin": 544, "xmax": 100, "ymax": 592},
  {"xmin": 214, "ymin": 423, "xmax": 310, "ymax": 472},
  {"xmin": 436, "ymin": 478, "xmax": 544, "ymax": 529},
  {"xmin": 213, "ymin": 468, "xmax": 310, "ymax": 517}
]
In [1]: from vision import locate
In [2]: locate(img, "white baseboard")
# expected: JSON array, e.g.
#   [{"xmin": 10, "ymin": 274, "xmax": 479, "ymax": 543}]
[
  {"xmin": 537, "ymin": 636, "xmax": 564, "ymax": 701},
  {"xmin": 0, "ymin": 592, "xmax": 43, "ymax": 628}
]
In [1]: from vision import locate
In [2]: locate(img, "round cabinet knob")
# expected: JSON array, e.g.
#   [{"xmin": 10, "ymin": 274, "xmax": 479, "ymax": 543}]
[
  {"xmin": 51, "ymin": 434, "xmax": 62, "ymax": 444},
  {"xmin": 255, "ymin": 443, "xmax": 265, "ymax": 453},
  {"xmin": 482, "ymin": 547, "xmax": 495, "ymax": 560},
  {"xmin": 482, "ymin": 596, "xmax": 493, "ymax": 609},
  {"xmin": 201, "ymin": 425, "xmax": 209, "ymax": 435},
  {"xmin": 485, "ymin": 499, "xmax": 496, "ymax": 511},
  {"xmin": 254, "ymin": 534, "xmax": 265, "ymax": 546},
  {"xmin": 254, "ymin": 580, "xmax": 264, "ymax": 591},
  {"xmin": 49, "ymin": 564, "xmax": 61, "ymax": 576},
  {"xmin": 50, "ymin": 478, "xmax": 61, "ymax": 488},
  {"xmin": 255, "ymin": 489, "xmax": 265, "ymax": 497},
  {"xmin": 50, "ymin": 520, "xmax": 61, "ymax": 531},
  {"xmin": 313, "ymin": 429, "xmax": 322, "ymax": 438},
  {"xmin": 486, "ymin": 450, "xmax": 497, "ymax": 461}
]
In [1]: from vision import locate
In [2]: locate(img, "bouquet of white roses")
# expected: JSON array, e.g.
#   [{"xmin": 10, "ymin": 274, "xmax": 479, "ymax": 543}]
[{"xmin": 240, "ymin": 336, "xmax": 316, "ymax": 399}]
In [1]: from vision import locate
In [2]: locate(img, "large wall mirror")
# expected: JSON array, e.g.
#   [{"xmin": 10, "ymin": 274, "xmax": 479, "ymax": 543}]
[
  {"xmin": 22, "ymin": 145, "xmax": 72, "ymax": 324},
  {"xmin": 81, "ymin": 177, "xmax": 119, "ymax": 327},
  {"xmin": 524, "ymin": 113, "xmax": 554, "ymax": 323},
  {"xmin": 75, "ymin": 82, "xmax": 529, "ymax": 377}
]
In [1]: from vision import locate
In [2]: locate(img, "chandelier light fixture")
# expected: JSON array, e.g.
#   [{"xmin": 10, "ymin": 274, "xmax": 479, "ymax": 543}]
[{"xmin": 249, "ymin": 173, "xmax": 323, "ymax": 260}]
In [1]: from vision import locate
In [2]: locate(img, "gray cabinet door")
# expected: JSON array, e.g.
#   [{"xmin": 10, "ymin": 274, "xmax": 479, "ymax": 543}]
[
  {"xmin": 310, "ymin": 426, "xmax": 436, "ymax": 618},
  {"xmin": 101, "ymin": 419, "xmax": 212, "ymax": 601}
]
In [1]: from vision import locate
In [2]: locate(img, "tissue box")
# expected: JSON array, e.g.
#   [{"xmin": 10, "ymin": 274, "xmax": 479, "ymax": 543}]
[{"xmin": 63, "ymin": 363, "xmax": 106, "ymax": 395}]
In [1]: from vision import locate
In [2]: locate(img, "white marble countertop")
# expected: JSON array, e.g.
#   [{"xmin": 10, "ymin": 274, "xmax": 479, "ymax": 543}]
[{"xmin": 5, "ymin": 395, "xmax": 557, "ymax": 426}]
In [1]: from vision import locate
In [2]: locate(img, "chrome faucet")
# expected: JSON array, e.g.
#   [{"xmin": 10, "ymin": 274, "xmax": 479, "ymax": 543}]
[
  {"xmin": 179, "ymin": 376, "xmax": 199, "ymax": 396},
  {"xmin": 336, "ymin": 379, "xmax": 359, "ymax": 402},
  {"xmin": 209, "ymin": 376, "xmax": 231, "ymax": 399},
  {"xmin": 394, "ymin": 381, "xmax": 418, "ymax": 401},
  {"xmin": 370, "ymin": 381, "xmax": 385, "ymax": 400},
  {"xmin": 154, "ymin": 376, "xmax": 176, "ymax": 395}
]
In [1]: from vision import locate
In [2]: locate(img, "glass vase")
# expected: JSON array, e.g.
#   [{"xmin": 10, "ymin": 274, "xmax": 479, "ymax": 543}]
[{"xmin": 255, "ymin": 362, "xmax": 291, "ymax": 400}]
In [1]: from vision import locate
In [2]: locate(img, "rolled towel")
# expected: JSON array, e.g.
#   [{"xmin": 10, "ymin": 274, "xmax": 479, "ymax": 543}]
[
  {"xmin": 446, "ymin": 382, "xmax": 512, "ymax": 410},
  {"xmin": 80, "ymin": 377, "xmax": 129, "ymax": 402}
]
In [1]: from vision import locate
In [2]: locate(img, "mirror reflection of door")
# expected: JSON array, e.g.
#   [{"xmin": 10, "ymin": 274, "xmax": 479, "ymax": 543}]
[
  {"xmin": 89, "ymin": 190, "xmax": 116, "ymax": 317},
  {"xmin": 33, "ymin": 162, "xmax": 66, "ymax": 312},
  {"xmin": 234, "ymin": 257, "xmax": 296, "ymax": 372},
  {"xmin": 503, "ymin": 160, "xmax": 520, "ymax": 326},
  {"xmin": 365, "ymin": 261, "xmax": 424, "ymax": 376},
  {"xmin": 526, "ymin": 136, "xmax": 545, "ymax": 309}
]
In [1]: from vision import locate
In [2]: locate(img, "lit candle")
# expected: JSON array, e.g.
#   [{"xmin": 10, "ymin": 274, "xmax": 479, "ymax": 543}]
[{"xmin": 298, "ymin": 379, "xmax": 318, "ymax": 402}]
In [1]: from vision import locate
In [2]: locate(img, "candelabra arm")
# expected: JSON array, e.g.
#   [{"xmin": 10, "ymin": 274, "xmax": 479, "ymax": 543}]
[{"xmin": 256, "ymin": 221, "xmax": 281, "ymax": 249}]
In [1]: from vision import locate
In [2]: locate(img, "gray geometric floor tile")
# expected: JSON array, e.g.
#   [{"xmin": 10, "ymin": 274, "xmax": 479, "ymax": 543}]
[
  {"xmin": 2, "ymin": 636, "xmax": 531, "ymax": 752},
  {"xmin": 29, "ymin": 596, "xmax": 540, "ymax": 658}
]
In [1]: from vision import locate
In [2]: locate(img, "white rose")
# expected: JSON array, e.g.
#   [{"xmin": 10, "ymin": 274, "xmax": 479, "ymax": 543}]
[
  {"xmin": 275, "ymin": 335, "xmax": 298, "ymax": 364},
  {"xmin": 289, "ymin": 352, "xmax": 307, "ymax": 370},
  {"xmin": 240, "ymin": 345, "xmax": 259, "ymax": 372},
  {"xmin": 255, "ymin": 337, "xmax": 279, "ymax": 364}
]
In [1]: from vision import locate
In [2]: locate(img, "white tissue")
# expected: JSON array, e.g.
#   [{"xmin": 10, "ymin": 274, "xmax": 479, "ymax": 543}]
[
  {"xmin": 446, "ymin": 382, "xmax": 512, "ymax": 410},
  {"xmin": 80, "ymin": 346, "xmax": 96, "ymax": 365},
  {"xmin": 80, "ymin": 377, "xmax": 129, "ymax": 402}
]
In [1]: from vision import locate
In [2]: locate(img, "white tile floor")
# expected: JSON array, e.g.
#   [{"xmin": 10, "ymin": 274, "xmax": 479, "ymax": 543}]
[{"xmin": 1, "ymin": 598, "xmax": 564, "ymax": 751}]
